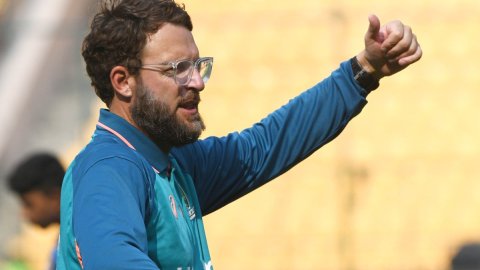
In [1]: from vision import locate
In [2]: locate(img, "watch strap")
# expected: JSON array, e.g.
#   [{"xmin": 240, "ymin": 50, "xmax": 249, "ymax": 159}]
[{"xmin": 350, "ymin": 56, "xmax": 379, "ymax": 92}]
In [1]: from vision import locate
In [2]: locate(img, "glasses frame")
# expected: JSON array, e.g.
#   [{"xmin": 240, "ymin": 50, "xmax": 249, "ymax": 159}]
[{"xmin": 140, "ymin": 57, "xmax": 213, "ymax": 86}]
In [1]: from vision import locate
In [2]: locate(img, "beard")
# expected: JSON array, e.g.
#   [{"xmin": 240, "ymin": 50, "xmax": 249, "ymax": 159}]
[{"xmin": 131, "ymin": 84, "xmax": 205, "ymax": 150}]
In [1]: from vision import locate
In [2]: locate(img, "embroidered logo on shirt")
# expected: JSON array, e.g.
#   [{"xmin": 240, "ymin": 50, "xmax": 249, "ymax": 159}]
[{"xmin": 169, "ymin": 195, "xmax": 178, "ymax": 218}]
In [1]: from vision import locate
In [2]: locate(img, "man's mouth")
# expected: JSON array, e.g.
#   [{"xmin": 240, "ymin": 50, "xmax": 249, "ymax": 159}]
[
  {"xmin": 178, "ymin": 93, "xmax": 200, "ymax": 113},
  {"xmin": 179, "ymin": 100, "xmax": 198, "ymax": 110}
]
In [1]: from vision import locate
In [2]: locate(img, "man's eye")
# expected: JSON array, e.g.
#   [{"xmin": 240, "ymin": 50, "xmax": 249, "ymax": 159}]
[{"xmin": 176, "ymin": 61, "xmax": 192, "ymax": 74}]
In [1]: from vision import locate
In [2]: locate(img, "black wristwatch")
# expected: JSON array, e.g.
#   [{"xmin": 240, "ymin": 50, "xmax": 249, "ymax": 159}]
[{"xmin": 350, "ymin": 56, "xmax": 379, "ymax": 92}]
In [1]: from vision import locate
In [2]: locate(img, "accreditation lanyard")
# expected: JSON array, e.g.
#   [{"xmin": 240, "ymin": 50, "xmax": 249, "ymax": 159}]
[{"xmin": 96, "ymin": 122, "xmax": 196, "ymax": 220}]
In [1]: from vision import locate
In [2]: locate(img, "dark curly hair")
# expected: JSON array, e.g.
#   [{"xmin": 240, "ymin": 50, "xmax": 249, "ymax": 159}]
[{"xmin": 82, "ymin": 0, "xmax": 193, "ymax": 106}]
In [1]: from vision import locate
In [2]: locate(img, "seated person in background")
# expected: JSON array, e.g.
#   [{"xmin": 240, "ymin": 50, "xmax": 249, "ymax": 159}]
[{"xmin": 7, "ymin": 152, "xmax": 65, "ymax": 270}]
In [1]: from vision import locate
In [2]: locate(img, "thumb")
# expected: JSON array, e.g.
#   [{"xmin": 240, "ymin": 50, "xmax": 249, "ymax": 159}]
[{"xmin": 365, "ymin": 14, "xmax": 382, "ymax": 42}]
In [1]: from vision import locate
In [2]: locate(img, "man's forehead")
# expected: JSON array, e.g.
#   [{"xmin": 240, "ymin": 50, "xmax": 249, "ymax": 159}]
[{"xmin": 142, "ymin": 23, "xmax": 199, "ymax": 62}]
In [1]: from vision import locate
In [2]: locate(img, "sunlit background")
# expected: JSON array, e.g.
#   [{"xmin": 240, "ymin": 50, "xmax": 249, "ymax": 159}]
[{"xmin": 0, "ymin": 0, "xmax": 479, "ymax": 269}]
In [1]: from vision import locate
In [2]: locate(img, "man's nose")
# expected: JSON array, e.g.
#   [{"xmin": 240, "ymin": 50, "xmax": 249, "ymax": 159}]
[{"xmin": 187, "ymin": 69, "xmax": 205, "ymax": 91}]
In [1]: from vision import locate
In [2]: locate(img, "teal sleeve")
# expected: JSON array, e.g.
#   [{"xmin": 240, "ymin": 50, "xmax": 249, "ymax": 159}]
[
  {"xmin": 72, "ymin": 157, "xmax": 159, "ymax": 270},
  {"xmin": 173, "ymin": 60, "xmax": 368, "ymax": 215}
]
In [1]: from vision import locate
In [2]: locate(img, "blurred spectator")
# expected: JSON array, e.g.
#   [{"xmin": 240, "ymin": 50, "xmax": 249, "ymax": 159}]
[
  {"xmin": 7, "ymin": 152, "xmax": 64, "ymax": 270},
  {"xmin": 451, "ymin": 242, "xmax": 480, "ymax": 270}
]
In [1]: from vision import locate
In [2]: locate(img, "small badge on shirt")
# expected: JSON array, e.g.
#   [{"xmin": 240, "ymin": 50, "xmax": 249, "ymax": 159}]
[{"xmin": 187, "ymin": 206, "xmax": 196, "ymax": 220}]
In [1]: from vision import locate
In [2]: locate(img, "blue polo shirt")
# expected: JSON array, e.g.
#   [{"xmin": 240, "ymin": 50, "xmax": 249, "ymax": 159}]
[{"xmin": 57, "ymin": 60, "xmax": 369, "ymax": 269}]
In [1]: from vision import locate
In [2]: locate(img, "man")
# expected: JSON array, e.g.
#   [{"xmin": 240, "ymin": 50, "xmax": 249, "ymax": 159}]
[
  {"xmin": 57, "ymin": 0, "xmax": 422, "ymax": 269},
  {"xmin": 8, "ymin": 152, "xmax": 64, "ymax": 270}
]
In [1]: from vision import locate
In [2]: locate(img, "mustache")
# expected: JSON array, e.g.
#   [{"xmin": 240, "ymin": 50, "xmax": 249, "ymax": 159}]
[{"xmin": 179, "ymin": 91, "xmax": 201, "ymax": 106}]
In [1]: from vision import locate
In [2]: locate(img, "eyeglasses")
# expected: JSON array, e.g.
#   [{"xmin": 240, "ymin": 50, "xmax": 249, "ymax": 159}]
[{"xmin": 140, "ymin": 57, "xmax": 213, "ymax": 86}]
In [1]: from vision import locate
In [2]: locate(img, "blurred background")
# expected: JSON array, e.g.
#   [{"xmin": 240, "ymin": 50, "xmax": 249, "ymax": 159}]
[{"xmin": 0, "ymin": 0, "xmax": 479, "ymax": 269}]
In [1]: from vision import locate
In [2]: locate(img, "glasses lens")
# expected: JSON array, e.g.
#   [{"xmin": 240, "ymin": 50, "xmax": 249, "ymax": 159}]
[
  {"xmin": 175, "ymin": 60, "xmax": 194, "ymax": 85},
  {"xmin": 198, "ymin": 59, "xmax": 213, "ymax": 83},
  {"xmin": 173, "ymin": 58, "xmax": 213, "ymax": 85}
]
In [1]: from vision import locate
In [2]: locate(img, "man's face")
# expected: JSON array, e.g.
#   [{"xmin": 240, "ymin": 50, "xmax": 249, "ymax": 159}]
[
  {"xmin": 131, "ymin": 23, "xmax": 206, "ymax": 148},
  {"xmin": 20, "ymin": 190, "xmax": 60, "ymax": 228}
]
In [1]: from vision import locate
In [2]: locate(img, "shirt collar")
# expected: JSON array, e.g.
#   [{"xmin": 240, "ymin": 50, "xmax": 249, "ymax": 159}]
[{"xmin": 96, "ymin": 108, "xmax": 170, "ymax": 173}]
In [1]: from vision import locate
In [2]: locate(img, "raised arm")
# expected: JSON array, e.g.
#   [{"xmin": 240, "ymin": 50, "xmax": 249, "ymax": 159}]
[{"xmin": 173, "ymin": 15, "xmax": 422, "ymax": 215}]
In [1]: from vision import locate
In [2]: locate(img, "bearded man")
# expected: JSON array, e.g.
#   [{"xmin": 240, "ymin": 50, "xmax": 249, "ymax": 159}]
[{"xmin": 57, "ymin": 0, "xmax": 422, "ymax": 269}]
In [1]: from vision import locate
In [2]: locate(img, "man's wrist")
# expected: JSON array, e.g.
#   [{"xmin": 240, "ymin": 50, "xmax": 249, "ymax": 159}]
[{"xmin": 350, "ymin": 56, "xmax": 380, "ymax": 92}]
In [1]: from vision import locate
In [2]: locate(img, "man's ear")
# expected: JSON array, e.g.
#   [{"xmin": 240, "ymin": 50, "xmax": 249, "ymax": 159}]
[{"xmin": 110, "ymin": 66, "xmax": 134, "ymax": 98}]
